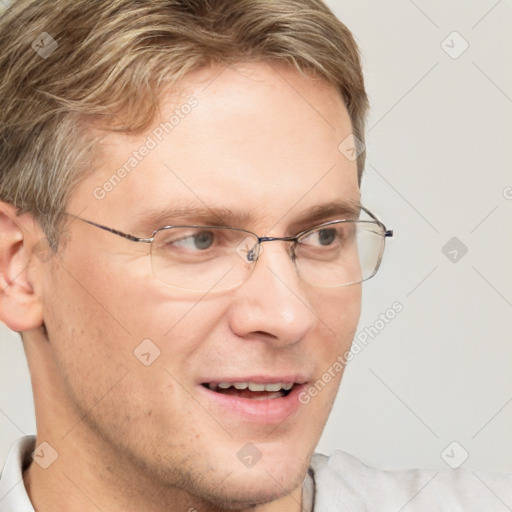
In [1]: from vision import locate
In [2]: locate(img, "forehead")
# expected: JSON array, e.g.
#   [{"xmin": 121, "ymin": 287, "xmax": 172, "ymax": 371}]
[{"xmin": 72, "ymin": 62, "xmax": 360, "ymax": 233}]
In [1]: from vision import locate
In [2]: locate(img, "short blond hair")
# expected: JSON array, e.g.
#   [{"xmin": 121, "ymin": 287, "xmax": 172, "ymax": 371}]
[{"xmin": 0, "ymin": 0, "xmax": 368, "ymax": 247}]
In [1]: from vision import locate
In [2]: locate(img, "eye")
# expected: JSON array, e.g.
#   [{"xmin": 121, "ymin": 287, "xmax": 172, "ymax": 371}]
[
  {"xmin": 316, "ymin": 228, "xmax": 337, "ymax": 246},
  {"xmin": 172, "ymin": 230, "xmax": 215, "ymax": 251},
  {"xmin": 301, "ymin": 227, "xmax": 340, "ymax": 247}
]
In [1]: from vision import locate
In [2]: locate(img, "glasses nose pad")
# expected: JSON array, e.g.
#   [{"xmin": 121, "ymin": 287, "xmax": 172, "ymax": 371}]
[{"xmin": 235, "ymin": 236, "xmax": 262, "ymax": 264}]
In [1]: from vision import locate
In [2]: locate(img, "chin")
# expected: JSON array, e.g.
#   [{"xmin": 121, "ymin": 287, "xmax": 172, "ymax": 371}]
[
  {"xmin": 200, "ymin": 464, "xmax": 307, "ymax": 510},
  {"xmin": 193, "ymin": 442, "xmax": 310, "ymax": 508}
]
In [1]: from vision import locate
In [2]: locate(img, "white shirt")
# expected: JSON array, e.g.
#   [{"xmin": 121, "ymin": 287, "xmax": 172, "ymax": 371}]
[{"xmin": 1, "ymin": 436, "xmax": 511, "ymax": 511}]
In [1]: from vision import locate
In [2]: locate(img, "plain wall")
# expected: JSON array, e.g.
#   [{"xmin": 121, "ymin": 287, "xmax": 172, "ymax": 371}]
[{"xmin": 1, "ymin": 0, "xmax": 511, "ymax": 473}]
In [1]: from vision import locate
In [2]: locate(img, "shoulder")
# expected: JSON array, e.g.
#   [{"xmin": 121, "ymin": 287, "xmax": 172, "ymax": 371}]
[{"xmin": 310, "ymin": 450, "xmax": 512, "ymax": 511}]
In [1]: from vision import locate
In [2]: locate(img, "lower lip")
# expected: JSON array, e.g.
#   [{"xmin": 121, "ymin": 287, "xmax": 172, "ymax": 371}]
[{"xmin": 197, "ymin": 383, "xmax": 307, "ymax": 424}]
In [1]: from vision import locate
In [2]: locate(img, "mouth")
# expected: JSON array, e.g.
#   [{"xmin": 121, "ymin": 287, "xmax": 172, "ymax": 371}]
[
  {"xmin": 201, "ymin": 381, "xmax": 296, "ymax": 400},
  {"xmin": 198, "ymin": 375, "xmax": 309, "ymax": 423}
]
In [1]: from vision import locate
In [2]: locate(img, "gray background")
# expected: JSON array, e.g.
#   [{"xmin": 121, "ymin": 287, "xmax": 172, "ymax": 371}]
[{"xmin": 1, "ymin": 0, "xmax": 511, "ymax": 474}]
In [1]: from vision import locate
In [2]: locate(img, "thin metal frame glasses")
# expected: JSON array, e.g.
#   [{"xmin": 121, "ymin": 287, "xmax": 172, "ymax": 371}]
[{"xmin": 66, "ymin": 206, "xmax": 393, "ymax": 292}]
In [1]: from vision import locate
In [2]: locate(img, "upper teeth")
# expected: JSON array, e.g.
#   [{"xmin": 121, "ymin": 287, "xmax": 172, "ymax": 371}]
[{"xmin": 210, "ymin": 382, "xmax": 294, "ymax": 392}]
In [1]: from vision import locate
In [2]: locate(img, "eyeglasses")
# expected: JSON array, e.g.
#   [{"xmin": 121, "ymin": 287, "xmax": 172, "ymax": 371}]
[{"xmin": 65, "ymin": 206, "xmax": 393, "ymax": 292}]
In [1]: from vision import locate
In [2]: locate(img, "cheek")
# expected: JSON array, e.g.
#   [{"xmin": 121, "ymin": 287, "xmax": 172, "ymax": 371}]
[
  {"xmin": 42, "ymin": 248, "xmax": 225, "ymax": 407},
  {"xmin": 304, "ymin": 285, "xmax": 361, "ymax": 407},
  {"xmin": 41, "ymin": 261, "xmax": 220, "ymax": 454},
  {"xmin": 41, "ymin": 265, "xmax": 133, "ymax": 417},
  {"xmin": 309, "ymin": 284, "xmax": 361, "ymax": 348},
  {"xmin": 41, "ymin": 248, "xmax": 138, "ymax": 410}
]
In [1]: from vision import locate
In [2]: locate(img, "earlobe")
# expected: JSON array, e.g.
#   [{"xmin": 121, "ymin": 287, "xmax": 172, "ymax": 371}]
[{"xmin": 0, "ymin": 202, "xmax": 44, "ymax": 332}]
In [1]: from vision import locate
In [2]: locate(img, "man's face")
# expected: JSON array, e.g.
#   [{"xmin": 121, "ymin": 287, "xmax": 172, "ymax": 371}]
[{"xmin": 40, "ymin": 63, "xmax": 361, "ymax": 507}]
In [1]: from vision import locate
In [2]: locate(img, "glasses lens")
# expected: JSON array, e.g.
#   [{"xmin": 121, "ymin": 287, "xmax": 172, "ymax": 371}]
[
  {"xmin": 151, "ymin": 227, "xmax": 258, "ymax": 291},
  {"xmin": 295, "ymin": 220, "xmax": 386, "ymax": 287},
  {"xmin": 150, "ymin": 220, "xmax": 387, "ymax": 292}
]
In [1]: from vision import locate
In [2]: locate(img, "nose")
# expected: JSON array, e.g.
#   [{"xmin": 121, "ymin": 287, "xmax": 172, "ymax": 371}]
[{"xmin": 228, "ymin": 241, "xmax": 318, "ymax": 346}]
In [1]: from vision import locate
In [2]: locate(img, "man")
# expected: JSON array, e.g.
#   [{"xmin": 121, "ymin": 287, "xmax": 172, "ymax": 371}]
[{"xmin": 0, "ymin": 1, "xmax": 509, "ymax": 511}]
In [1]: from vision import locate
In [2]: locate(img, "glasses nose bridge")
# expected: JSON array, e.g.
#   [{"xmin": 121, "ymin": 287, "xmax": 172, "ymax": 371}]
[
  {"xmin": 258, "ymin": 235, "xmax": 296, "ymax": 245},
  {"xmin": 248, "ymin": 234, "xmax": 297, "ymax": 263}
]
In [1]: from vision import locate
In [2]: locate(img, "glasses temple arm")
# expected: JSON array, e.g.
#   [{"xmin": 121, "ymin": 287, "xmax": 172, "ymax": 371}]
[{"xmin": 64, "ymin": 213, "xmax": 153, "ymax": 243}]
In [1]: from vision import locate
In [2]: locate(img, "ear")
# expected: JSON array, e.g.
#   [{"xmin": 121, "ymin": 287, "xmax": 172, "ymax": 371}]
[{"xmin": 0, "ymin": 201, "xmax": 44, "ymax": 332}]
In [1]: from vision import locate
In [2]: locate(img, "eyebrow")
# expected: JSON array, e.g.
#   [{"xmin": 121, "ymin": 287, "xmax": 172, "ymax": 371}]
[
  {"xmin": 132, "ymin": 205, "xmax": 254, "ymax": 233},
  {"xmin": 286, "ymin": 200, "xmax": 361, "ymax": 233},
  {"xmin": 131, "ymin": 199, "xmax": 361, "ymax": 235}
]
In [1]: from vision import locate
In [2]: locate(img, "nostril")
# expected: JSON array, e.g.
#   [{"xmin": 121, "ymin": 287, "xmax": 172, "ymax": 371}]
[{"xmin": 252, "ymin": 331, "xmax": 278, "ymax": 339}]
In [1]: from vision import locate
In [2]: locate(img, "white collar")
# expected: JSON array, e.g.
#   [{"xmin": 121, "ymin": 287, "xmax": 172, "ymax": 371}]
[{"xmin": 0, "ymin": 436, "xmax": 36, "ymax": 512}]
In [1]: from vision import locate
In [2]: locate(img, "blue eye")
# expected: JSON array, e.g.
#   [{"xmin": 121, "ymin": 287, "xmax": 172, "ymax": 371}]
[
  {"xmin": 301, "ymin": 227, "xmax": 340, "ymax": 247},
  {"xmin": 173, "ymin": 231, "xmax": 214, "ymax": 250},
  {"xmin": 316, "ymin": 228, "xmax": 337, "ymax": 246},
  {"xmin": 192, "ymin": 231, "xmax": 214, "ymax": 250}
]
